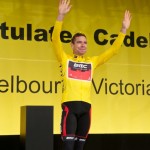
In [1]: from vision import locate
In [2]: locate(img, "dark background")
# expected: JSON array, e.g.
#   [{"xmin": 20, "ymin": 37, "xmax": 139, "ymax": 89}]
[{"xmin": 1, "ymin": 134, "xmax": 150, "ymax": 150}]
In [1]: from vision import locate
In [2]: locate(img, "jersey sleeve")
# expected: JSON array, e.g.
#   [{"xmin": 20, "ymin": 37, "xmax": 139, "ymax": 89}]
[
  {"xmin": 91, "ymin": 32, "xmax": 125, "ymax": 68},
  {"xmin": 52, "ymin": 21, "xmax": 66, "ymax": 63}
]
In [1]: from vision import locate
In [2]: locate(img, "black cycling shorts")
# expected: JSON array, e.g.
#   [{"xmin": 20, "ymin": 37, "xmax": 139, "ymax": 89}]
[{"xmin": 61, "ymin": 101, "xmax": 91, "ymax": 141}]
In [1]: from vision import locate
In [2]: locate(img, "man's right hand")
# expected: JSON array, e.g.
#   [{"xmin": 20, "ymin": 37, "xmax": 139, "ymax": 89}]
[{"xmin": 57, "ymin": 0, "xmax": 72, "ymax": 21}]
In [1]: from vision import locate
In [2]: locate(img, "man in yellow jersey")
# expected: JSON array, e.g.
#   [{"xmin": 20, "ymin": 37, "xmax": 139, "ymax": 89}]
[{"xmin": 52, "ymin": 0, "xmax": 132, "ymax": 150}]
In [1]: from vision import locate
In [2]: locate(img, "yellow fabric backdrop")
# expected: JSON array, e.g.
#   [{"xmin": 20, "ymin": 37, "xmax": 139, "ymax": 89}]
[{"xmin": 0, "ymin": 0, "xmax": 150, "ymax": 135}]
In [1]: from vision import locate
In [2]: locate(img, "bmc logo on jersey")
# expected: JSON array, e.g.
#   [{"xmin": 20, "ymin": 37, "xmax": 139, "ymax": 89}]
[
  {"xmin": 73, "ymin": 63, "xmax": 88, "ymax": 69},
  {"xmin": 67, "ymin": 60, "xmax": 92, "ymax": 81}
]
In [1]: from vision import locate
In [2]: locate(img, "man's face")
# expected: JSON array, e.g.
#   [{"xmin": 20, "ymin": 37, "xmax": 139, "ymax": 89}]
[{"xmin": 71, "ymin": 36, "xmax": 87, "ymax": 56}]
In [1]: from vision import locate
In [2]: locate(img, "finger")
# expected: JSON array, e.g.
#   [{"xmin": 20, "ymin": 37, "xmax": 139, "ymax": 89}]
[
  {"xmin": 125, "ymin": 10, "xmax": 132, "ymax": 20},
  {"xmin": 125, "ymin": 10, "xmax": 129, "ymax": 18},
  {"xmin": 61, "ymin": 0, "xmax": 66, "ymax": 4},
  {"xmin": 67, "ymin": 4, "xmax": 72, "ymax": 12},
  {"xmin": 128, "ymin": 11, "xmax": 132, "ymax": 21},
  {"xmin": 59, "ymin": 0, "xmax": 64, "ymax": 5},
  {"xmin": 66, "ymin": 0, "xmax": 70, "ymax": 6},
  {"xmin": 126, "ymin": 10, "xmax": 132, "ymax": 21}
]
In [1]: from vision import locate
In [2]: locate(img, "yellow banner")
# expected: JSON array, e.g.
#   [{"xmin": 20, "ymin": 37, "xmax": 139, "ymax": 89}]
[{"xmin": 0, "ymin": 0, "xmax": 150, "ymax": 135}]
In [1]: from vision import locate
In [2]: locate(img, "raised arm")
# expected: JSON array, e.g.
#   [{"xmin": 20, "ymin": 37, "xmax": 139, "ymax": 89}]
[
  {"xmin": 52, "ymin": 0, "xmax": 72, "ymax": 62},
  {"xmin": 92, "ymin": 10, "xmax": 132, "ymax": 68}
]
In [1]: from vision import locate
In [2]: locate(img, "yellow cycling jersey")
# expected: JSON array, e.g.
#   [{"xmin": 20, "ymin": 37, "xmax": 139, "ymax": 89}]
[{"xmin": 52, "ymin": 21, "xmax": 125, "ymax": 104}]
